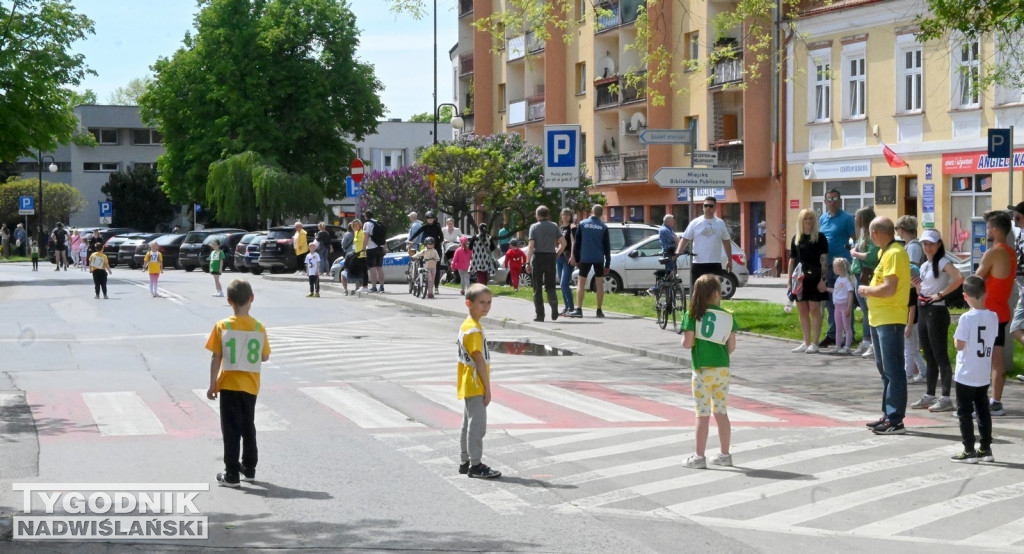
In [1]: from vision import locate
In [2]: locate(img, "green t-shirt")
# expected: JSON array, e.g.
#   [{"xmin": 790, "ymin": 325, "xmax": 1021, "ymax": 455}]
[
  {"xmin": 681, "ymin": 304, "xmax": 738, "ymax": 369},
  {"xmin": 210, "ymin": 250, "xmax": 223, "ymax": 273}
]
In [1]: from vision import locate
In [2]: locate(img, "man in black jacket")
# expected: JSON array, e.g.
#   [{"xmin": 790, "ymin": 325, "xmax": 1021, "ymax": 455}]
[{"xmin": 409, "ymin": 211, "xmax": 445, "ymax": 288}]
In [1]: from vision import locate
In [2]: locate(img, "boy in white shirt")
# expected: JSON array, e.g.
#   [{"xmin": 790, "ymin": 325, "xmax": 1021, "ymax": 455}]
[
  {"xmin": 305, "ymin": 243, "xmax": 321, "ymax": 297},
  {"xmin": 951, "ymin": 276, "xmax": 997, "ymax": 463}
]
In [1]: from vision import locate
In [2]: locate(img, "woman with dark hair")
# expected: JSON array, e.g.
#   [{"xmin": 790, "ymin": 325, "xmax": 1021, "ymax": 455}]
[
  {"xmin": 851, "ymin": 206, "xmax": 879, "ymax": 357},
  {"xmin": 788, "ymin": 208, "xmax": 829, "ymax": 353},
  {"xmin": 910, "ymin": 229, "xmax": 964, "ymax": 412},
  {"xmin": 557, "ymin": 208, "xmax": 576, "ymax": 316}
]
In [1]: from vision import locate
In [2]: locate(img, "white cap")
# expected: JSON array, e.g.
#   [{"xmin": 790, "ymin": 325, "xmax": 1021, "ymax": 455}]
[{"xmin": 920, "ymin": 229, "xmax": 941, "ymax": 243}]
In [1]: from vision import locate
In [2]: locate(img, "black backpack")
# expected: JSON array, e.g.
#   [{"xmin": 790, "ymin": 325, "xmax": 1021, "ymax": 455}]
[{"xmin": 370, "ymin": 219, "xmax": 387, "ymax": 245}]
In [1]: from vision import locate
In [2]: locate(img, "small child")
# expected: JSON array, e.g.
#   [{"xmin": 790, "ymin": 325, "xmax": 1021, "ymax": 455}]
[
  {"xmin": 79, "ymin": 239, "xmax": 88, "ymax": 271},
  {"xmin": 681, "ymin": 273, "xmax": 738, "ymax": 469},
  {"xmin": 30, "ymin": 240, "xmax": 39, "ymax": 271},
  {"xmin": 905, "ymin": 264, "xmax": 928, "ymax": 383},
  {"xmin": 503, "ymin": 239, "xmax": 527, "ymax": 292},
  {"xmin": 88, "ymin": 247, "xmax": 112, "ymax": 299},
  {"xmin": 209, "ymin": 241, "xmax": 224, "ymax": 297},
  {"xmin": 950, "ymin": 276, "xmax": 997, "ymax": 463},
  {"xmin": 457, "ymin": 283, "xmax": 501, "ymax": 479},
  {"xmin": 144, "ymin": 241, "xmax": 163, "ymax": 297},
  {"xmin": 825, "ymin": 258, "xmax": 856, "ymax": 354},
  {"xmin": 305, "ymin": 243, "xmax": 321, "ymax": 297},
  {"xmin": 451, "ymin": 236, "xmax": 472, "ymax": 295},
  {"xmin": 205, "ymin": 279, "xmax": 271, "ymax": 486},
  {"xmin": 411, "ymin": 237, "xmax": 441, "ymax": 298}
]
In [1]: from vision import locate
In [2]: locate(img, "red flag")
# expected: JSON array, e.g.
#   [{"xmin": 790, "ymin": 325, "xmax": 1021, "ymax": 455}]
[{"xmin": 882, "ymin": 143, "xmax": 907, "ymax": 168}]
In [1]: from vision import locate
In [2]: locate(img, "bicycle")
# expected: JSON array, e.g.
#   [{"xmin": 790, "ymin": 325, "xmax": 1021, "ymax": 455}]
[
  {"xmin": 652, "ymin": 256, "xmax": 686, "ymax": 331},
  {"xmin": 409, "ymin": 257, "xmax": 429, "ymax": 298}
]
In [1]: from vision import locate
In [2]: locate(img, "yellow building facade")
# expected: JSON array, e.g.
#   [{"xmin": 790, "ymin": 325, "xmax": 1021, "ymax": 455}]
[{"xmin": 786, "ymin": 0, "xmax": 1024, "ymax": 259}]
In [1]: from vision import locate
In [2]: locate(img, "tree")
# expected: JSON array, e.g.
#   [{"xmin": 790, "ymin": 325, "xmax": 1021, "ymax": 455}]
[
  {"xmin": 140, "ymin": 0, "xmax": 385, "ymax": 219},
  {"xmin": 0, "ymin": 0, "xmax": 95, "ymax": 162},
  {"xmin": 206, "ymin": 151, "xmax": 325, "ymax": 229},
  {"xmin": 917, "ymin": 1, "xmax": 1024, "ymax": 89},
  {"xmin": 70, "ymin": 89, "xmax": 97, "ymax": 106},
  {"xmin": 356, "ymin": 166, "xmax": 437, "ymax": 236},
  {"xmin": 409, "ymin": 105, "xmax": 454, "ymax": 122},
  {"xmin": 100, "ymin": 165, "xmax": 177, "ymax": 231},
  {"xmin": 107, "ymin": 77, "xmax": 152, "ymax": 106},
  {"xmin": 0, "ymin": 177, "xmax": 85, "ymax": 229}
]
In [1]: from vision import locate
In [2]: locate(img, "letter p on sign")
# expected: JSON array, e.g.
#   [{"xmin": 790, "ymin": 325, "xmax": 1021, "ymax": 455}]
[
  {"xmin": 989, "ymin": 128, "xmax": 1012, "ymax": 159},
  {"xmin": 547, "ymin": 130, "xmax": 576, "ymax": 167}
]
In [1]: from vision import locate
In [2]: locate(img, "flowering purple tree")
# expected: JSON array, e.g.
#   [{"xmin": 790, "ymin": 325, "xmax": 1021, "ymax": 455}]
[{"xmin": 356, "ymin": 165, "xmax": 437, "ymax": 235}]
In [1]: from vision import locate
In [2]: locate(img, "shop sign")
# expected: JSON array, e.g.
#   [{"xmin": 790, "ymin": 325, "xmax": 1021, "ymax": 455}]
[
  {"xmin": 941, "ymin": 149, "xmax": 1024, "ymax": 174},
  {"xmin": 803, "ymin": 159, "xmax": 871, "ymax": 180}
]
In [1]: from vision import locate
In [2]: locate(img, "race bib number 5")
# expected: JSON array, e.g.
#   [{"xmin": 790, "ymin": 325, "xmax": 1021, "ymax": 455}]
[
  {"xmin": 697, "ymin": 311, "xmax": 733, "ymax": 345},
  {"xmin": 221, "ymin": 330, "xmax": 265, "ymax": 373}
]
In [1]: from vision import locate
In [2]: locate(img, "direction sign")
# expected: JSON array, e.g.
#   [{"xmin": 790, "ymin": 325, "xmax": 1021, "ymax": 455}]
[
  {"xmin": 690, "ymin": 150, "xmax": 719, "ymax": 166},
  {"xmin": 639, "ymin": 128, "xmax": 693, "ymax": 145},
  {"xmin": 350, "ymin": 158, "xmax": 365, "ymax": 183},
  {"xmin": 543, "ymin": 124, "xmax": 581, "ymax": 188},
  {"xmin": 653, "ymin": 167, "xmax": 733, "ymax": 189},
  {"xmin": 18, "ymin": 196, "xmax": 34, "ymax": 215},
  {"xmin": 345, "ymin": 175, "xmax": 362, "ymax": 197}
]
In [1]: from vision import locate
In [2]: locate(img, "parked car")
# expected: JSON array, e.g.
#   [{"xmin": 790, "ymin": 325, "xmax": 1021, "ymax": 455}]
[
  {"xmin": 574, "ymin": 234, "xmax": 749, "ymax": 299},
  {"xmin": 178, "ymin": 228, "xmax": 246, "ymax": 271},
  {"xmin": 118, "ymin": 233, "xmax": 165, "ymax": 268},
  {"xmin": 133, "ymin": 233, "xmax": 185, "ymax": 269},
  {"xmin": 241, "ymin": 235, "xmax": 268, "ymax": 275},
  {"xmin": 330, "ymin": 233, "xmax": 410, "ymax": 283},
  {"xmin": 258, "ymin": 224, "xmax": 346, "ymax": 273},
  {"xmin": 49, "ymin": 227, "xmax": 136, "ymax": 264},
  {"xmin": 199, "ymin": 231, "xmax": 248, "ymax": 272},
  {"xmin": 233, "ymin": 232, "xmax": 265, "ymax": 272},
  {"xmin": 102, "ymin": 233, "xmax": 150, "ymax": 267}
]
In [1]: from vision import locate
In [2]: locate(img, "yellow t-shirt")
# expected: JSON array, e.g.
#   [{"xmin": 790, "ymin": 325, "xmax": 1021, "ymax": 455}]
[
  {"xmin": 88, "ymin": 252, "xmax": 109, "ymax": 272},
  {"xmin": 294, "ymin": 229, "xmax": 309, "ymax": 255},
  {"xmin": 205, "ymin": 315, "xmax": 271, "ymax": 396},
  {"xmin": 353, "ymin": 230, "xmax": 366, "ymax": 258},
  {"xmin": 867, "ymin": 241, "xmax": 911, "ymax": 326},
  {"xmin": 457, "ymin": 316, "xmax": 490, "ymax": 399},
  {"xmin": 144, "ymin": 251, "xmax": 163, "ymax": 274}
]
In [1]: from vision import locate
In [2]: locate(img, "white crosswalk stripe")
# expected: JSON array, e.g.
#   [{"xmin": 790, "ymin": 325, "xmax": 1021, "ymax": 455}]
[
  {"xmin": 504, "ymin": 383, "xmax": 666, "ymax": 422},
  {"xmin": 191, "ymin": 389, "xmax": 291, "ymax": 431},
  {"xmin": 299, "ymin": 385, "xmax": 424, "ymax": 429},
  {"xmin": 81, "ymin": 391, "xmax": 166, "ymax": 436},
  {"xmin": 407, "ymin": 384, "xmax": 542, "ymax": 424},
  {"xmin": 729, "ymin": 383, "xmax": 879, "ymax": 422},
  {"xmin": 606, "ymin": 384, "xmax": 783, "ymax": 422}
]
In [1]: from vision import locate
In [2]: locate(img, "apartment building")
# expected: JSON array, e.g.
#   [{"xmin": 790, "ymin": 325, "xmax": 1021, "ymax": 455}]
[
  {"xmin": 786, "ymin": 0, "xmax": 1024, "ymax": 258},
  {"xmin": 455, "ymin": 0, "xmax": 784, "ymax": 269}
]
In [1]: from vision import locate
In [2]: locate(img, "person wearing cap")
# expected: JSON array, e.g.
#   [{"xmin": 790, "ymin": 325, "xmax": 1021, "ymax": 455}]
[
  {"xmin": 975, "ymin": 210, "xmax": 1016, "ymax": 416},
  {"xmin": 910, "ymin": 229, "xmax": 963, "ymax": 413},
  {"xmin": 409, "ymin": 211, "xmax": 445, "ymax": 290},
  {"xmin": 407, "ymin": 211, "xmax": 422, "ymax": 250}
]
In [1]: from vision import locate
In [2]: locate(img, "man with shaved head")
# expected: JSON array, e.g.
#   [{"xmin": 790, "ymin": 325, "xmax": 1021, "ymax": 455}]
[{"xmin": 858, "ymin": 216, "xmax": 911, "ymax": 435}]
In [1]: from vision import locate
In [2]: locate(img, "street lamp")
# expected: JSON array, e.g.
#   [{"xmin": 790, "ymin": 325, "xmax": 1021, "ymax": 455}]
[
  {"xmin": 36, "ymin": 150, "xmax": 57, "ymax": 246},
  {"xmin": 433, "ymin": 102, "xmax": 464, "ymax": 146}
]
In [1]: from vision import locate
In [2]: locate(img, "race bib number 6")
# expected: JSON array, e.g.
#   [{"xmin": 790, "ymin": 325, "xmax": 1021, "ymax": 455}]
[
  {"xmin": 221, "ymin": 330, "xmax": 264, "ymax": 373},
  {"xmin": 697, "ymin": 311, "xmax": 733, "ymax": 345}
]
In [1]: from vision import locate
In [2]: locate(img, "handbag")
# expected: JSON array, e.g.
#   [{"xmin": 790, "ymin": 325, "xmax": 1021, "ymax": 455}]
[{"xmin": 858, "ymin": 266, "xmax": 874, "ymax": 286}]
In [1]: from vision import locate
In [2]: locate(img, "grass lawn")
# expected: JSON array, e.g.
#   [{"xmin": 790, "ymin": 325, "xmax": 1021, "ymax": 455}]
[{"xmin": 0, "ymin": 256, "xmax": 32, "ymax": 263}]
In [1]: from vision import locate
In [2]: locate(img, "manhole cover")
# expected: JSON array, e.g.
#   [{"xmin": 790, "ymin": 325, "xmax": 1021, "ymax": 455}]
[{"xmin": 486, "ymin": 341, "xmax": 576, "ymax": 356}]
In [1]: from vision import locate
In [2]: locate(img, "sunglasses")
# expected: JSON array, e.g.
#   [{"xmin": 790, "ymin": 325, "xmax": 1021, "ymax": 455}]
[
  {"xmin": 703, "ymin": 204, "xmax": 715, "ymax": 208},
  {"xmin": 825, "ymin": 197, "xmax": 840, "ymax": 202}
]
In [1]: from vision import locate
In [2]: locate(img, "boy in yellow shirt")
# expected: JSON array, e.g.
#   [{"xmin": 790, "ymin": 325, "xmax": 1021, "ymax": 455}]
[
  {"xmin": 457, "ymin": 284, "xmax": 501, "ymax": 479},
  {"xmin": 205, "ymin": 279, "xmax": 271, "ymax": 487}
]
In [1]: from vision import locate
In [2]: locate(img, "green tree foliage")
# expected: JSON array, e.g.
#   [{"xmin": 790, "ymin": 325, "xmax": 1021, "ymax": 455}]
[
  {"xmin": 70, "ymin": 89, "xmax": 97, "ymax": 105},
  {"xmin": 206, "ymin": 151, "xmax": 325, "ymax": 229},
  {"xmin": 0, "ymin": 177, "xmax": 84, "ymax": 229},
  {"xmin": 419, "ymin": 133, "xmax": 602, "ymax": 234},
  {"xmin": 140, "ymin": 0, "xmax": 384, "ymax": 218},
  {"xmin": 408, "ymin": 105, "xmax": 454, "ymax": 122},
  {"xmin": 356, "ymin": 166, "xmax": 437, "ymax": 237},
  {"xmin": 918, "ymin": 0, "xmax": 1024, "ymax": 89},
  {"xmin": 0, "ymin": 0, "xmax": 95, "ymax": 161},
  {"xmin": 107, "ymin": 77, "xmax": 152, "ymax": 105},
  {"xmin": 100, "ymin": 165, "xmax": 177, "ymax": 231}
]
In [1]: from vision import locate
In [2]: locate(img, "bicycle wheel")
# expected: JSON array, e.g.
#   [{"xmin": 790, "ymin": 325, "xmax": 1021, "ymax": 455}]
[
  {"xmin": 654, "ymin": 284, "xmax": 668, "ymax": 329},
  {"xmin": 417, "ymin": 273, "xmax": 429, "ymax": 298},
  {"xmin": 673, "ymin": 281, "xmax": 687, "ymax": 333},
  {"xmin": 408, "ymin": 270, "xmax": 415, "ymax": 294}
]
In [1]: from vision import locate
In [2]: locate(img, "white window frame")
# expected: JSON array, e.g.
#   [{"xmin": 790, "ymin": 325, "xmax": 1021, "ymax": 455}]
[
  {"xmin": 90, "ymin": 128, "xmax": 119, "ymax": 145},
  {"xmin": 83, "ymin": 162, "xmax": 120, "ymax": 172},
  {"xmin": 841, "ymin": 42, "xmax": 866, "ymax": 119},
  {"xmin": 995, "ymin": 31, "xmax": 1024, "ymax": 106},
  {"xmin": 952, "ymin": 35, "xmax": 981, "ymax": 109},
  {"xmin": 810, "ymin": 179, "xmax": 874, "ymax": 218},
  {"xmin": 131, "ymin": 129, "xmax": 162, "ymax": 145},
  {"xmin": 576, "ymin": 62, "xmax": 587, "ymax": 94},
  {"xmin": 808, "ymin": 48, "xmax": 832, "ymax": 123},
  {"xmin": 895, "ymin": 34, "xmax": 923, "ymax": 114}
]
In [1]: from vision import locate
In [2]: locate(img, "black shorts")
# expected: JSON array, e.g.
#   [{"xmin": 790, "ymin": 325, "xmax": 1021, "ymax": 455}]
[
  {"xmin": 578, "ymin": 261, "xmax": 605, "ymax": 278},
  {"xmin": 365, "ymin": 246, "xmax": 384, "ymax": 268},
  {"xmin": 995, "ymin": 321, "xmax": 1008, "ymax": 347},
  {"xmin": 210, "ymin": 270, "xmax": 221, "ymax": 276}
]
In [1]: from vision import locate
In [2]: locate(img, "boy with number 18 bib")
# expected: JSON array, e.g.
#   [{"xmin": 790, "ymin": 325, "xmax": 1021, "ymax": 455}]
[{"xmin": 205, "ymin": 279, "xmax": 271, "ymax": 487}]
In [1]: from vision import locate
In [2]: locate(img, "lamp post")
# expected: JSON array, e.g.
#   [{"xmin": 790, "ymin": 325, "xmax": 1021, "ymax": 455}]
[
  {"xmin": 36, "ymin": 151, "xmax": 57, "ymax": 247},
  {"xmin": 433, "ymin": 102, "xmax": 465, "ymax": 146}
]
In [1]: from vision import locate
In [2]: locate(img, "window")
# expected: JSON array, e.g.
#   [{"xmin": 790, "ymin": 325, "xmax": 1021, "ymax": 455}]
[
  {"xmin": 809, "ymin": 50, "xmax": 832, "ymax": 122},
  {"xmin": 133, "ymin": 162, "xmax": 157, "ymax": 170},
  {"xmin": 628, "ymin": 205, "xmax": 644, "ymax": 222},
  {"xmin": 498, "ymin": 83, "xmax": 506, "ymax": 111},
  {"xmin": 607, "ymin": 206, "xmax": 624, "ymax": 222},
  {"xmin": 90, "ymin": 128, "xmax": 118, "ymax": 145},
  {"xmin": 580, "ymin": 132, "xmax": 587, "ymax": 165},
  {"xmin": 900, "ymin": 47, "xmax": 923, "ymax": 113},
  {"xmin": 684, "ymin": 31, "xmax": 699, "ymax": 71},
  {"xmin": 955, "ymin": 38, "xmax": 980, "ymax": 108},
  {"xmin": 649, "ymin": 205, "xmax": 667, "ymax": 226},
  {"xmin": 575, "ymin": 62, "xmax": 587, "ymax": 94},
  {"xmin": 949, "ymin": 174, "xmax": 991, "ymax": 253},
  {"xmin": 995, "ymin": 32, "xmax": 1024, "ymax": 105},
  {"xmin": 810, "ymin": 180, "xmax": 874, "ymax": 218},
  {"xmin": 841, "ymin": 43, "xmax": 866, "ymax": 119},
  {"xmin": 83, "ymin": 162, "xmax": 119, "ymax": 172},
  {"xmin": 132, "ymin": 129, "xmax": 162, "ymax": 145}
]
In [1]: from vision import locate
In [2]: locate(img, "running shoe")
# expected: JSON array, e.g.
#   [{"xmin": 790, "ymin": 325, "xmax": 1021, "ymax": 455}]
[
  {"xmin": 806, "ymin": 344, "xmax": 819, "ymax": 354},
  {"xmin": 708, "ymin": 453, "xmax": 733, "ymax": 467},
  {"xmin": 950, "ymin": 451, "xmax": 978, "ymax": 464},
  {"xmin": 929, "ymin": 397, "xmax": 955, "ymax": 412},
  {"xmin": 791, "ymin": 343, "xmax": 809, "ymax": 353},
  {"xmin": 216, "ymin": 472, "xmax": 240, "ymax": 488},
  {"xmin": 872, "ymin": 421, "xmax": 906, "ymax": 435},
  {"xmin": 682, "ymin": 454, "xmax": 706, "ymax": 469},
  {"xmin": 467, "ymin": 463, "xmax": 501, "ymax": 479},
  {"xmin": 976, "ymin": 448, "xmax": 994, "ymax": 462},
  {"xmin": 990, "ymin": 401, "xmax": 1006, "ymax": 416},
  {"xmin": 910, "ymin": 394, "xmax": 936, "ymax": 409},
  {"xmin": 861, "ymin": 344, "xmax": 875, "ymax": 358}
]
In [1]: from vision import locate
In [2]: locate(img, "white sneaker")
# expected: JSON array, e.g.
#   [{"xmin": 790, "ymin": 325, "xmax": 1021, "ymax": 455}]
[
  {"xmin": 910, "ymin": 394, "xmax": 936, "ymax": 409},
  {"xmin": 806, "ymin": 344, "xmax": 820, "ymax": 354},
  {"xmin": 791, "ymin": 343, "xmax": 809, "ymax": 353},
  {"xmin": 682, "ymin": 454, "xmax": 706, "ymax": 469},
  {"xmin": 836, "ymin": 347, "xmax": 851, "ymax": 355},
  {"xmin": 851, "ymin": 343, "xmax": 868, "ymax": 356},
  {"xmin": 358, "ymin": 287, "xmax": 369, "ymax": 293},
  {"xmin": 708, "ymin": 452, "xmax": 733, "ymax": 467},
  {"xmin": 861, "ymin": 344, "xmax": 875, "ymax": 358}
]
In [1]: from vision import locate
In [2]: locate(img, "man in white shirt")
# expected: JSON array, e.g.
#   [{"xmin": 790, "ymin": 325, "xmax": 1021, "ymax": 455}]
[{"xmin": 676, "ymin": 196, "xmax": 733, "ymax": 289}]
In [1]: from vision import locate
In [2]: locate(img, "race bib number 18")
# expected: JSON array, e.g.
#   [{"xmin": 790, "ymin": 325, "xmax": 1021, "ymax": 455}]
[
  {"xmin": 221, "ymin": 330, "xmax": 264, "ymax": 373},
  {"xmin": 697, "ymin": 311, "xmax": 733, "ymax": 345}
]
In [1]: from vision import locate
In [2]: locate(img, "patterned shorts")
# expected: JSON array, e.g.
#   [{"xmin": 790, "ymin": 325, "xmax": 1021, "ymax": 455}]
[{"xmin": 691, "ymin": 367, "xmax": 730, "ymax": 416}]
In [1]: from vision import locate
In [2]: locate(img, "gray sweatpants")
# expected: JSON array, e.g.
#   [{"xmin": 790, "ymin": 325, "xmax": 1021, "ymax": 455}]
[{"xmin": 460, "ymin": 395, "xmax": 487, "ymax": 465}]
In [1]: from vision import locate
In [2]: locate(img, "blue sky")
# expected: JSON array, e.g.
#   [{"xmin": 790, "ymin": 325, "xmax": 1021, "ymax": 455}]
[{"xmin": 69, "ymin": 0, "xmax": 459, "ymax": 119}]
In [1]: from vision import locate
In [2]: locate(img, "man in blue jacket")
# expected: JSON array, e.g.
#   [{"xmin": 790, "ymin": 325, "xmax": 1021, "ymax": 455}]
[{"xmin": 570, "ymin": 204, "xmax": 611, "ymax": 318}]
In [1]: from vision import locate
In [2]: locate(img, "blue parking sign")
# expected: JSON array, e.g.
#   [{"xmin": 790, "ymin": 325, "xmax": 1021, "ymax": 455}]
[
  {"xmin": 543, "ymin": 124, "xmax": 580, "ymax": 188},
  {"xmin": 19, "ymin": 196, "xmax": 33, "ymax": 210},
  {"xmin": 99, "ymin": 201, "xmax": 113, "ymax": 217},
  {"xmin": 346, "ymin": 176, "xmax": 362, "ymax": 196}
]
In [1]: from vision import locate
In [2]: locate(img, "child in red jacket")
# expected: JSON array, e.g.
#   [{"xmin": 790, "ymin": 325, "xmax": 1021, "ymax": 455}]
[{"xmin": 504, "ymin": 239, "xmax": 527, "ymax": 291}]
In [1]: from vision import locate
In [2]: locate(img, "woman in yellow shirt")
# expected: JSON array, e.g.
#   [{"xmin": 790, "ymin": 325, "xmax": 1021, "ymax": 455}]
[
  {"xmin": 342, "ymin": 219, "xmax": 367, "ymax": 294},
  {"xmin": 292, "ymin": 221, "xmax": 309, "ymax": 272}
]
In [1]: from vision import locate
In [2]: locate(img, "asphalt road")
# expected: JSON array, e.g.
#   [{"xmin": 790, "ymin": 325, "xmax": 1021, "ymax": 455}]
[{"xmin": 1, "ymin": 263, "xmax": 1023, "ymax": 553}]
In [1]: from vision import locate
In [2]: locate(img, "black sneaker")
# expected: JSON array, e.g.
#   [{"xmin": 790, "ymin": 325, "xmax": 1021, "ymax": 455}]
[
  {"xmin": 865, "ymin": 416, "xmax": 886, "ymax": 429},
  {"xmin": 216, "ymin": 472, "xmax": 240, "ymax": 487},
  {"xmin": 240, "ymin": 465, "xmax": 256, "ymax": 481},
  {"xmin": 950, "ymin": 451, "xmax": 978, "ymax": 464},
  {"xmin": 990, "ymin": 401, "xmax": 1006, "ymax": 416},
  {"xmin": 872, "ymin": 421, "xmax": 906, "ymax": 435},
  {"xmin": 596, "ymin": 309, "xmax": 605, "ymax": 318},
  {"xmin": 467, "ymin": 463, "xmax": 502, "ymax": 479},
  {"xmin": 458, "ymin": 461, "xmax": 470, "ymax": 475},
  {"xmin": 977, "ymin": 448, "xmax": 994, "ymax": 462},
  {"xmin": 568, "ymin": 308, "xmax": 583, "ymax": 318},
  {"xmin": 533, "ymin": 316, "xmax": 544, "ymax": 322},
  {"xmin": 818, "ymin": 336, "xmax": 835, "ymax": 348}
]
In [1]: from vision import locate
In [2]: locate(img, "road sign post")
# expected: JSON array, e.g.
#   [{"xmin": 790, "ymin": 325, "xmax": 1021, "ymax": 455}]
[{"xmin": 543, "ymin": 124, "xmax": 581, "ymax": 189}]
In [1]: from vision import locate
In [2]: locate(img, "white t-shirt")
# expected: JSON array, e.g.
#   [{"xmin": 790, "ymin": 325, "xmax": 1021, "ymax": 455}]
[
  {"xmin": 954, "ymin": 308, "xmax": 998, "ymax": 387},
  {"xmin": 443, "ymin": 227, "xmax": 463, "ymax": 244},
  {"xmin": 363, "ymin": 221, "xmax": 378, "ymax": 250},
  {"xmin": 832, "ymin": 275, "xmax": 854, "ymax": 305},
  {"xmin": 919, "ymin": 257, "xmax": 952, "ymax": 299},
  {"xmin": 305, "ymin": 252, "xmax": 320, "ymax": 276},
  {"xmin": 682, "ymin": 216, "xmax": 730, "ymax": 264}
]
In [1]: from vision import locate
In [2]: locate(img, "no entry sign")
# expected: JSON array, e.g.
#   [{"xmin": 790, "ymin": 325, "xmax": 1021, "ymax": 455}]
[{"xmin": 350, "ymin": 158, "xmax": 365, "ymax": 183}]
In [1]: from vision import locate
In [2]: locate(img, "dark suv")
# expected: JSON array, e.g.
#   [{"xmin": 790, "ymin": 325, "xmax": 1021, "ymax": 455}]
[
  {"xmin": 258, "ymin": 224, "xmax": 345, "ymax": 273},
  {"xmin": 233, "ymin": 232, "xmax": 266, "ymax": 272},
  {"xmin": 178, "ymin": 228, "xmax": 246, "ymax": 271},
  {"xmin": 199, "ymin": 231, "xmax": 248, "ymax": 272}
]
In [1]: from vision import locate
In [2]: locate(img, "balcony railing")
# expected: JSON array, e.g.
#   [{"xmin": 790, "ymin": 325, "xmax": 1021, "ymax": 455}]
[
  {"xmin": 622, "ymin": 151, "xmax": 648, "ymax": 181},
  {"xmin": 595, "ymin": 0, "xmax": 645, "ymax": 31},
  {"xmin": 458, "ymin": 0, "xmax": 472, "ymax": 17},
  {"xmin": 460, "ymin": 53, "xmax": 474, "ymax": 76},
  {"xmin": 595, "ymin": 78, "xmax": 619, "ymax": 109},
  {"xmin": 508, "ymin": 100, "xmax": 527, "ymax": 126},
  {"xmin": 596, "ymin": 151, "xmax": 648, "ymax": 183},
  {"xmin": 596, "ymin": 155, "xmax": 622, "ymax": 183},
  {"xmin": 507, "ymin": 35, "xmax": 525, "ymax": 61},
  {"xmin": 710, "ymin": 54, "xmax": 743, "ymax": 87},
  {"xmin": 596, "ymin": 3, "xmax": 620, "ymax": 31},
  {"xmin": 712, "ymin": 143, "xmax": 744, "ymax": 173},
  {"xmin": 526, "ymin": 31, "xmax": 544, "ymax": 54},
  {"xmin": 621, "ymin": 72, "xmax": 647, "ymax": 104},
  {"xmin": 527, "ymin": 96, "xmax": 545, "ymax": 121}
]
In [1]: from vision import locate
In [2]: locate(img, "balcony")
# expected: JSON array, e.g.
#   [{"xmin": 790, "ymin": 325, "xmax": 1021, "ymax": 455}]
[
  {"xmin": 508, "ymin": 99, "xmax": 527, "ymax": 126},
  {"xmin": 458, "ymin": 0, "xmax": 472, "ymax": 17},
  {"xmin": 595, "ymin": 77, "xmax": 619, "ymax": 109},
  {"xmin": 459, "ymin": 53, "xmax": 474, "ymax": 76},
  {"xmin": 596, "ymin": 151, "xmax": 648, "ymax": 184},
  {"xmin": 527, "ymin": 96, "xmax": 545, "ymax": 121},
  {"xmin": 595, "ymin": 0, "xmax": 645, "ymax": 32},
  {"xmin": 526, "ymin": 31, "xmax": 544, "ymax": 54},
  {"xmin": 621, "ymin": 72, "xmax": 647, "ymax": 104},
  {"xmin": 507, "ymin": 35, "xmax": 525, "ymax": 62},
  {"xmin": 712, "ymin": 142, "xmax": 744, "ymax": 174},
  {"xmin": 710, "ymin": 47, "xmax": 743, "ymax": 88}
]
